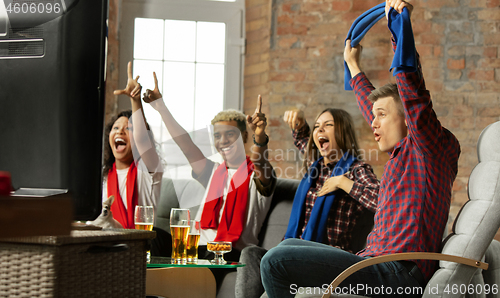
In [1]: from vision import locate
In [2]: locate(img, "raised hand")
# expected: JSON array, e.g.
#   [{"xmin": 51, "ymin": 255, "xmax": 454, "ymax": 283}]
[
  {"xmin": 283, "ymin": 109, "xmax": 305, "ymax": 130},
  {"xmin": 143, "ymin": 72, "xmax": 163, "ymax": 103},
  {"xmin": 344, "ymin": 40, "xmax": 363, "ymax": 77},
  {"xmin": 114, "ymin": 61, "xmax": 141, "ymax": 101},
  {"xmin": 385, "ymin": 0, "xmax": 413, "ymax": 19},
  {"xmin": 246, "ymin": 95, "xmax": 267, "ymax": 137}
]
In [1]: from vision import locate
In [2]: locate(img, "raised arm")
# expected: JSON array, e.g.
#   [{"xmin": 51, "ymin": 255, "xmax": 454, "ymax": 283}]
[
  {"xmin": 387, "ymin": 0, "xmax": 444, "ymax": 155},
  {"xmin": 344, "ymin": 40, "xmax": 376, "ymax": 126},
  {"xmin": 246, "ymin": 95, "xmax": 274, "ymax": 186},
  {"xmin": 113, "ymin": 62, "xmax": 160, "ymax": 173},
  {"xmin": 143, "ymin": 72, "xmax": 207, "ymax": 177}
]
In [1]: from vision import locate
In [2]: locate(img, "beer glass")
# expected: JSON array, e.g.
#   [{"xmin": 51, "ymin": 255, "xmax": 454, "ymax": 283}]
[
  {"xmin": 186, "ymin": 220, "xmax": 201, "ymax": 263},
  {"xmin": 170, "ymin": 208, "xmax": 190, "ymax": 264},
  {"xmin": 134, "ymin": 205, "xmax": 154, "ymax": 263}
]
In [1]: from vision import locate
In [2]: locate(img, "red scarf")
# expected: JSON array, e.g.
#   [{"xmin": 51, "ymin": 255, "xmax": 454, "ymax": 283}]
[
  {"xmin": 200, "ymin": 157, "xmax": 254, "ymax": 245},
  {"xmin": 108, "ymin": 162, "xmax": 138, "ymax": 229}
]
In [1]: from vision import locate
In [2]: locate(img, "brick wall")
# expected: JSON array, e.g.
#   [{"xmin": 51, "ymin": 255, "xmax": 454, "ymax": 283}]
[
  {"xmin": 244, "ymin": 0, "xmax": 274, "ymax": 146},
  {"xmin": 244, "ymin": 0, "xmax": 500, "ymax": 239}
]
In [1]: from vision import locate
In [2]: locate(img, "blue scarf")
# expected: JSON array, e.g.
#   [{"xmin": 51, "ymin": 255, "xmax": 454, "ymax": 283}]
[
  {"xmin": 284, "ymin": 153, "xmax": 356, "ymax": 243},
  {"xmin": 387, "ymin": 7, "xmax": 416, "ymax": 75},
  {"xmin": 344, "ymin": 3, "xmax": 416, "ymax": 90}
]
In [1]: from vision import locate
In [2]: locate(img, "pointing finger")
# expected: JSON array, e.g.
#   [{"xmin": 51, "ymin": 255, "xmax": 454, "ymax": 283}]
[
  {"xmin": 256, "ymin": 95, "xmax": 262, "ymax": 114},
  {"xmin": 127, "ymin": 61, "xmax": 133, "ymax": 79},
  {"xmin": 153, "ymin": 72, "xmax": 159, "ymax": 90}
]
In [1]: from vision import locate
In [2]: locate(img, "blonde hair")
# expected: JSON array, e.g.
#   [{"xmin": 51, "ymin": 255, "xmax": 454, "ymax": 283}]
[{"xmin": 211, "ymin": 109, "xmax": 247, "ymax": 133}]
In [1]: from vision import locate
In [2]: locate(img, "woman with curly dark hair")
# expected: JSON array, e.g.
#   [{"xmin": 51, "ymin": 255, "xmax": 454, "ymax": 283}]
[{"xmin": 101, "ymin": 62, "xmax": 162, "ymax": 229}]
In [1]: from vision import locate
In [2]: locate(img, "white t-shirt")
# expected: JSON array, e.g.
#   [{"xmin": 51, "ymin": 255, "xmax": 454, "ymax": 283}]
[
  {"xmin": 102, "ymin": 159, "xmax": 162, "ymax": 210},
  {"xmin": 195, "ymin": 162, "xmax": 273, "ymax": 251}
]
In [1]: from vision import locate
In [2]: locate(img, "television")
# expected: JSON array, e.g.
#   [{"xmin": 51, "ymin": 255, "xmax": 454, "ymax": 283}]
[{"xmin": 0, "ymin": 0, "xmax": 107, "ymax": 220}]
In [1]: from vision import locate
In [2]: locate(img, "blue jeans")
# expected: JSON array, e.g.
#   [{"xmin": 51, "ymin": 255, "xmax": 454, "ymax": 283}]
[{"xmin": 261, "ymin": 239, "xmax": 424, "ymax": 298}]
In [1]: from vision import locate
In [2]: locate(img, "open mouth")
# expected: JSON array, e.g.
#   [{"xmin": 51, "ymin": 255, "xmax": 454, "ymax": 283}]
[
  {"xmin": 318, "ymin": 136, "xmax": 330, "ymax": 150},
  {"xmin": 115, "ymin": 137, "xmax": 127, "ymax": 152},
  {"xmin": 374, "ymin": 133, "xmax": 381, "ymax": 142}
]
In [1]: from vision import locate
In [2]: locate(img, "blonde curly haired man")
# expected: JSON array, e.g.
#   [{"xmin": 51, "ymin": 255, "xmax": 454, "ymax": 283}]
[{"xmin": 143, "ymin": 72, "xmax": 276, "ymax": 262}]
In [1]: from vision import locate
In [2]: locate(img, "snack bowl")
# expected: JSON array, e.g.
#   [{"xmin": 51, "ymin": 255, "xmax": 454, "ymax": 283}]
[{"xmin": 207, "ymin": 241, "xmax": 232, "ymax": 265}]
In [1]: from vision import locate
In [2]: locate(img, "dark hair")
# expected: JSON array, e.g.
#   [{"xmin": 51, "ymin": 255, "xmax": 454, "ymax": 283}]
[
  {"xmin": 302, "ymin": 108, "xmax": 361, "ymax": 171},
  {"xmin": 103, "ymin": 110, "xmax": 133, "ymax": 177},
  {"xmin": 367, "ymin": 83, "xmax": 404, "ymax": 116}
]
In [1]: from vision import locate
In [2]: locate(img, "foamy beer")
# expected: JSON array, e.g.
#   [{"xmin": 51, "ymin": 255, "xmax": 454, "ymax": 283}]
[
  {"xmin": 169, "ymin": 208, "xmax": 191, "ymax": 263},
  {"xmin": 186, "ymin": 220, "xmax": 201, "ymax": 262}
]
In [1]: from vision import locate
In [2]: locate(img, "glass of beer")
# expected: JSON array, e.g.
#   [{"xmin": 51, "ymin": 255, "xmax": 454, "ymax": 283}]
[
  {"xmin": 170, "ymin": 208, "xmax": 190, "ymax": 264},
  {"xmin": 134, "ymin": 205, "xmax": 154, "ymax": 263},
  {"xmin": 186, "ymin": 220, "xmax": 201, "ymax": 263}
]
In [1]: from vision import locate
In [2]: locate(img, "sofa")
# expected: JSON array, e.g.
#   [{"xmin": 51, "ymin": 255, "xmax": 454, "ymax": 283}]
[{"xmin": 154, "ymin": 177, "xmax": 375, "ymax": 298}]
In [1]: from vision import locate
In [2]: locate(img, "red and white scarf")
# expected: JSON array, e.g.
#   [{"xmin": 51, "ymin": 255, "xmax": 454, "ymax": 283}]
[
  {"xmin": 107, "ymin": 162, "xmax": 138, "ymax": 229},
  {"xmin": 200, "ymin": 157, "xmax": 254, "ymax": 245}
]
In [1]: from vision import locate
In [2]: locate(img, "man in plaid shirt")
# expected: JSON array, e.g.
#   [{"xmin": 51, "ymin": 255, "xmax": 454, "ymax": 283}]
[{"xmin": 260, "ymin": 1, "xmax": 460, "ymax": 297}]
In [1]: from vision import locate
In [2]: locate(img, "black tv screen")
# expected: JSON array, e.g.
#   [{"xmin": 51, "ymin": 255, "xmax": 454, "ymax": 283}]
[{"xmin": 0, "ymin": 0, "xmax": 107, "ymax": 220}]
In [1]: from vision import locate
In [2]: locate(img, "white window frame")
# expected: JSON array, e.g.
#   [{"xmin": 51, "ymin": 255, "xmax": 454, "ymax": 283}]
[
  {"xmin": 119, "ymin": 0, "xmax": 245, "ymax": 113},
  {"xmin": 119, "ymin": 0, "xmax": 245, "ymax": 179}
]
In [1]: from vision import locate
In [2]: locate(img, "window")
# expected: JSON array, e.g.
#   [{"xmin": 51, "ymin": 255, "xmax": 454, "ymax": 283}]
[
  {"xmin": 133, "ymin": 18, "xmax": 226, "ymax": 133},
  {"xmin": 120, "ymin": 0, "xmax": 244, "ymax": 178}
]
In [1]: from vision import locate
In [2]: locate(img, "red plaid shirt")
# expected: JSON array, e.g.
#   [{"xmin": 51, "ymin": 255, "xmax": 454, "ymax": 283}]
[
  {"xmin": 355, "ymin": 40, "xmax": 461, "ymax": 281},
  {"xmin": 292, "ymin": 126, "xmax": 379, "ymax": 252}
]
